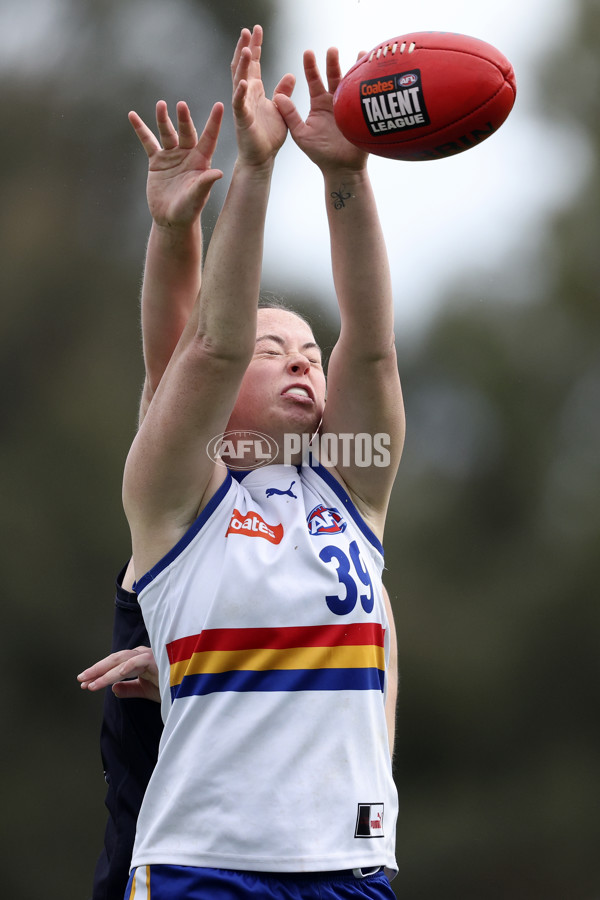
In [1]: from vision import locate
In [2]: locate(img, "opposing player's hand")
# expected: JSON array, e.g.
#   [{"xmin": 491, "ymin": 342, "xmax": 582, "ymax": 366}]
[
  {"xmin": 274, "ymin": 48, "xmax": 367, "ymax": 173},
  {"xmin": 128, "ymin": 100, "xmax": 224, "ymax": 228},
  {"xmin": 231, "ymin": 25, "xmax": 295, "ymax": 166},
  {"xmin": 77, "ymin": 646, "xmax": 160, "ymax": 703}
]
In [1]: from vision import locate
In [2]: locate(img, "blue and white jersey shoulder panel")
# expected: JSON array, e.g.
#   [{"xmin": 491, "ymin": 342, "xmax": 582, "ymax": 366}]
[{"xmin": 134, "ymin": 471, "xmax": 233, "ymax": 595}]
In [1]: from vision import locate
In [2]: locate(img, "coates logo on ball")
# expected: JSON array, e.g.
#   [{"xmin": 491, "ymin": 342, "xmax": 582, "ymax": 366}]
[{"xmin": 207, "ymin": 430, "xmax": 278, "ymax": 470}]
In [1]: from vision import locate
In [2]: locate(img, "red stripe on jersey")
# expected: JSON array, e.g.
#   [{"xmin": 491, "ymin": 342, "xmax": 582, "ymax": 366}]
[{"xmin": 166, "ymin": 622, "xmax": 385, "ymax": 664}]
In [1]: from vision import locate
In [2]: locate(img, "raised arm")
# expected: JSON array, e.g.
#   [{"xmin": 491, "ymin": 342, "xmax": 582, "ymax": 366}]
[
  {"xmin": 123, "ymin": 26, "xmax": 295, "ymax": 579},
  {"xmin": 275, "ymin": 49, "xmax": 405, "ymax": 535},
  {"xmin": 80, "ymin": 103, "xmax": 225, "ymax": 698},
  {"xmin": 128, "ymin": 100, "xmax": 224, "ymax": 423}
]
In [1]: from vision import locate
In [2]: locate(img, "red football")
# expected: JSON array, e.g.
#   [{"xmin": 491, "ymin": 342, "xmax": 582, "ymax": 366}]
[{"xmin": 333, "ymin": 32, "xmax": 516, "ymax": 161}]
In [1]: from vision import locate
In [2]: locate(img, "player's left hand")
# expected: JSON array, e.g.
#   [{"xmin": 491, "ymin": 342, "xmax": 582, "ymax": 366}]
[
  {"xmin": 77, "ymin": 646, "xmax": 160, "ymax": 703},
  {"xmin": 274, "ymin": 47, "xmax": 368, "ymax": 173}
]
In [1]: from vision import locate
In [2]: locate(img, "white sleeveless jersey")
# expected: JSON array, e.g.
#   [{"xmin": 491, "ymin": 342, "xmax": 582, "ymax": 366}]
[{"xmin": 132, "ymin": 461, "xmax": 398, "ymax": 876}]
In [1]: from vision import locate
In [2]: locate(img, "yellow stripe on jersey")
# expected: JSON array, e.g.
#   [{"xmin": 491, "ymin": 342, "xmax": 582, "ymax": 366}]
[{"xmin": 170, "ymin": 642, "xmax": 385, "ymax": 687}]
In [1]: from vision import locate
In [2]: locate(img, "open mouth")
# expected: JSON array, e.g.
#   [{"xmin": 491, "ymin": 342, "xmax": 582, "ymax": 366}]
[{"xmin": 282, "ymin": 385, "xmax": 314, "ymax": 402}]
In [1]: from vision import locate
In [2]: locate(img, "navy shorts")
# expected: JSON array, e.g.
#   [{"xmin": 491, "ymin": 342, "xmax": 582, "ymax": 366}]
[{"xmin": 125, "ymin": 865, "xmax": 395, "ymax": 899}]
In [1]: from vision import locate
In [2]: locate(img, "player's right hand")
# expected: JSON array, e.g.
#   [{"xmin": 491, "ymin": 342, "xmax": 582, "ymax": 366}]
[{"xmin": 128, "ymin": 100, "xmax": 224, "ymax": 228}]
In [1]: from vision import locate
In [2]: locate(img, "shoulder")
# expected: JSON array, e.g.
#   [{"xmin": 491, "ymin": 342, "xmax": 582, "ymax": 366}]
[{"xmin": 131, "ymin": 466, "xmax": 233, "ymax": 592}]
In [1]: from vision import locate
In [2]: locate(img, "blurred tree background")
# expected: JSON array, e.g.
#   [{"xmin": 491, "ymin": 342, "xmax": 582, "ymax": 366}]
[{"xmin": 1, "ymin": 1, "xmax": 598, "ymax": 898}]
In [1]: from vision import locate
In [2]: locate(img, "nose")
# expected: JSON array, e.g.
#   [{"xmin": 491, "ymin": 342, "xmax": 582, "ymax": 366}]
[{"xmin": 287, "ymin": 354, "xmax": 311, "ymax": 376}]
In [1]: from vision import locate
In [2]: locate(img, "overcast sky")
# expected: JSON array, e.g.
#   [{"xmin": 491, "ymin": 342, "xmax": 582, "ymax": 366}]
[{"xmin": 262, "ymin": 0, "xmax": 587, "ymax": 332}]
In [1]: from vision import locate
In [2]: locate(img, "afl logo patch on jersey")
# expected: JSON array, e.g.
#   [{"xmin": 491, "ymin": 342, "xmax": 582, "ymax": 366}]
[
  {"xmin": 226, "ymin": 509, "xmax": 284, "ymax": 544},
  {"xmin": 307, "ymin": 504, "xmax": 347, "ymax": 536}
]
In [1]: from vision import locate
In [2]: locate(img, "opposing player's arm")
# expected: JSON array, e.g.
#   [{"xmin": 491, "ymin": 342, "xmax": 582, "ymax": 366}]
[
  {"xmin": 137, "ymin": 219, "xmax": 203, "ymax": 424},
  {"xmin": 81, "ymin": 107, "xmax": 225, "ymax": 697},
  {"xmin": 78, "ymin": 647, "xmax": 160, "ymax": 703},
  {"xmin": 129, "ymin": 100, "xmax": 224, "ymax": 424},
  {"xmin": 275, "ymin": 49, "xmax": 404, "ymax": 536}
]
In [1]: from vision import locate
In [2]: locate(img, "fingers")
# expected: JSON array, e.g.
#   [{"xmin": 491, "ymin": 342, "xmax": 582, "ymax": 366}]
[
  {"xmin": 130, "ymin": 100, "xmax": 222, "ymax": 157},
  {"xmin": 272, "ymin": 73, "xmax": 297, "ymax": 132},
  {"xmin": 197, "ymin": 102, "xmax": 224, "ymax": 160},
  {"xmin": 78, "ymin": 648, "xmax": 135, "ymax": 685},
  {"xmin": 325, "ymin": 47, "xmax": 343, "ymax": 94},
  {"xmin": 78, "ymin": 646, "xmax": 156, "ymax": 691},
  {"xmin": 302, "ymin": 50, "xmax": 328, "ymax": 101},
  {"xmin": 155, "ymin": 99, "xmax": 180, "ymax": 150},
  {"xmin": 273, "ymin": 91, "xmax": 303, "ymax": 133},
  {"xmin": 175, "ymin": 101, "xmax": 198, "ymax": 150},
  {"xmin": 247, "ymin": 23, "xmax": 263, "ymax": 65},
  {"xmin": 273, "ymin": 72, "xmax": 296, "ymax": 100},
  {"xmin": 78, "ymin": 645, "xmax": 160, "ymax": 703},
  {"xmin": 231, "ymin": 27, "xmax": 252, "ymax": 82},
  {"xmin": 232, "ymin": 75, "xmax": 249, "ymax": 118},
  {"xmin": 111, "ymin": 679, "xmax": 160, "ymax": 702},
  {"xmin": 231, "ymin": 25, "xmax": 262, "ymax": 89},
  {"xmin": 117, "ymin": 648, "xmax": 157, "ymax": 683},
  {"xmin": 111, "ymin": 680, "xmax": 145, "ymax": 699},
  {"xmin": 128, "ymin": 110, "xmax": 162, "ymax": 158},
  {"xmin": 233, "ymin": 46, "xmax": 252, "ymax": 95},
  {"xmin": 301, "ymin": 48, "xmax": 344, "ymax": 99}
]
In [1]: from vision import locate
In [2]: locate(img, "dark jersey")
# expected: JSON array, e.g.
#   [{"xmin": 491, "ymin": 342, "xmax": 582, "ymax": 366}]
[{"xmin": 91, "ymin": 565, "xmax": 164, "ymax": 900}]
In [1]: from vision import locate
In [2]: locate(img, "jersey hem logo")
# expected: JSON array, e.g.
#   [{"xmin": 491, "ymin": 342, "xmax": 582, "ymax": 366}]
[{"xmin": 355, "ymin": 803, "xmax": 385, "ymax": 838}]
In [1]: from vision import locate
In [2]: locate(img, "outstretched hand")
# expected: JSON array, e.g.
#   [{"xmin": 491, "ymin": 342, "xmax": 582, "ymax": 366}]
[
  {"xmin": 231, "ymin": 25, "xmax": 295, "ymax": 166},
  {"xmin": 274, "ymin": 47, "xmax": 368, "ymax": 172},
  {"xmin": 128, "ymin": 100, "xmax": 224, "ymax": 228},
  {"xmin": 78, "ymin": 646, "xmax": 160, "ymax": 703}
]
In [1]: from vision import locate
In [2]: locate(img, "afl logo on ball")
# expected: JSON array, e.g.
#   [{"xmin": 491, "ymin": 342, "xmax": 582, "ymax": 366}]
[{"xmin": 398, "ymin": 72, "xmax": 419, "ymax": 87}]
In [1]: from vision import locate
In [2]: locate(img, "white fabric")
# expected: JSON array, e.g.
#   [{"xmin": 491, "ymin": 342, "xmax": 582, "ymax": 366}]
[{"xmin": 132, "ymin": 463, "xmax": 398, "ymax": 876}]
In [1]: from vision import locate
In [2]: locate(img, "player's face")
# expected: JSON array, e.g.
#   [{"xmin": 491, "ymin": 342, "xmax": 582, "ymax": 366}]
[{"xmin": 227, "ymin": 308, "xmax": 326, "ymax": 439}]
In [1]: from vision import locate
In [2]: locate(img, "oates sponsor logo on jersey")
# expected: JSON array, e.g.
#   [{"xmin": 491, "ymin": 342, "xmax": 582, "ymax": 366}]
[
  {"xmin": 226, "ymin": 508, "xmax": 284, "ymax": 544},
  {"xmin": 307, "ymin": 504, "xmax": 347, "ymax": 536}
]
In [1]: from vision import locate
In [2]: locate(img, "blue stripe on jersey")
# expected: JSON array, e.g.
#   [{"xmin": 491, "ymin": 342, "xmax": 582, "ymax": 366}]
[
  {"xmin": 135, "ymin": 472, "xmax": 233, "ymax": 594},
  {"xmin": 171, "ymin": 666, "xmax": 385, "ymax": 700}
]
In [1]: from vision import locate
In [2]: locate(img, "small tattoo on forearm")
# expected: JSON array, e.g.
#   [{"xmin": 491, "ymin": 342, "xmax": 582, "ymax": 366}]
[{"xmin": 331, "ymin": 186, "xmax": 352, "ymax": 209}]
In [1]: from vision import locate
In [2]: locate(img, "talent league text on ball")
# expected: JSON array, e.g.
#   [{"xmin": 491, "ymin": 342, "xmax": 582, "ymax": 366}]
[{"xmin": 360, "ymin": 71, "xmax": 431, "ymax": 135}]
